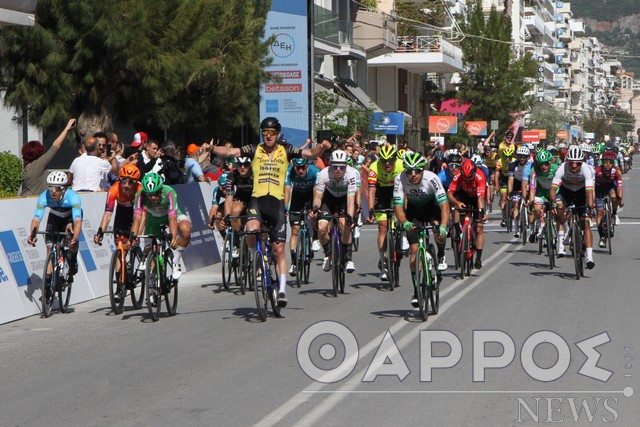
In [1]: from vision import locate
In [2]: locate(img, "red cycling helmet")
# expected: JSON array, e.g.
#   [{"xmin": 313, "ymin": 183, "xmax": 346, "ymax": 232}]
[
  {"xmin": 460, "ymin": 159, "xmax": 477, "ymax": 179},
  {"xmin": 602, "ymin": 150, "xmax": 616, "ymax": 161}
]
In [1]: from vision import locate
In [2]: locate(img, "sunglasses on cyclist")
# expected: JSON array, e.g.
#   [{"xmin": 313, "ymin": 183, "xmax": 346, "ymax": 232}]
[
  {"xmin": 148, "ymin": 190, "xmax": 163, "ymax": 198},
  {"xmin": 120, "ymin": 178, "xmax": 136, "ymax": 186},
  {"xmin": 237, "ymin": 162, "xmax": 251, "ymax": 167},
  {"xmin": 47, "ymin": 185, "xmax": 65, "ymax": 193},
  {"xmin": 449, "ymin": 163, "xmax": 460, "ymax": 169},
  {"xmin": 602, "ymin": 159, "xmax": 613, "ymax": 164},
  {"xmin": 569, "ymin": 161, "xmax": 582, "ymax": 168},
  {"xmin": 539, "ymin": 162, "xmax": 551, "ymax": 167},
  {"xmin": 406, "ymin": 168, "xmax": 423, "ymax": 175},
  {"xmin": 332, "ymin": 165, "xmax": 347, "ymax": 171},
  {"xmin": 294, "ymin": 165, "xmax": 308, "ymax": 170},
  {"xmin": 261, "ymin": 129, "xmax": 278, "ymax": 137},
  {"xmin": 381, "ymin": 158, "xmax": 396, "ymax": 164}
]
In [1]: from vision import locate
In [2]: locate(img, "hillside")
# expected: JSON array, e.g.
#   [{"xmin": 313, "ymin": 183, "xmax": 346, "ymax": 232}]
[{"xmin": 571, "ymin": 0, "xmax": 640, "ymax": 75}]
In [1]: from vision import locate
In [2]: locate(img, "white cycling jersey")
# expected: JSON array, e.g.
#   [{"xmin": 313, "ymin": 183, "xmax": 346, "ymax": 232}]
[
  {"xmin": 552, "ymin": 162, "xmax": 595, "ymax": 192},
  {"xmin": 315, "ymin": 165, "xmax": 359, "ymax": 198},
  {"xmin": 393, "ymin": 170, "xmax": 447, "ymax": 207}
]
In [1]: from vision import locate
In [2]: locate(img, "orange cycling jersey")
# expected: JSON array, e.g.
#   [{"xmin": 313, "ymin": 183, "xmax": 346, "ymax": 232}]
[{"xmin": 104, "ymin": 181, "xmax": 142, "ymax": 212}]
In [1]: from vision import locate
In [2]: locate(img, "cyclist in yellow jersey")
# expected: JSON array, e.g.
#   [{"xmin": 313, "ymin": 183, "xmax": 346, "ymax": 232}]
[
  {"xmin": 212, "ymin": 117, "xmax": 330, "ymax": 308},
  {"xmin": 495, "ymin": 130, "xmax": 517, "ymax": 227},
  {"xmin": 367, "ymin": 145, "xmax": 405, "ymax": 280}
]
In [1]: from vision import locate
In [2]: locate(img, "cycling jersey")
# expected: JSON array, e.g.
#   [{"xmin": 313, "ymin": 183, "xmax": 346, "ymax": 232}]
[
  {"xmin": 133, "ymin": 185, "xmax": 183, "ymax": 219},
  {"xmin": 368, "ymin": 160, "xmax": 404, "ymax": 187},
  {"xmin": 393, "ymin": 170, "xmax": 447, "ymax": 207},
  {"xmin": 437, "ymin": 168, "xmax": 455, "ymax": 191},
  {"xmin": 226, "ymin": 170, "xmax": 253, "ymax": 204},
  {"xmin": 34, "ymin": 188, "xmax": 82, "ymax": 221},
  {"xmin": 528, "ymin": 163, "xmax": 559, "ymax": 199},
  {"xmin": 315, "ymin": 166, "xmax": 359, "ymax": 198},
  {"xmin": 594, "ymin": 165, "xmax": 622, "ymax": 190},
  {"xmin": 285, "ymin": 164, "xmax": 320, "ymax": 194},
  {"xmin": 484, "ymin": 152, "xmax": 497, "ymax": 168},
  {"xmin": 508, "ymin": 160, "xmax": 531, "ymax": 190},
  {"xmin": 239, "ymin": 143, "xmax": 303, "ymax": 200},
  {"xmin": 104, "ymin": 181, "xmax": 142, "ymax": 212},
  {"xmin": 448, "ymin": 170, "xmax": 487, "ymax": 198},
  {"xmin": 551, "ymin": 162, "xmax": 594, "ymax": 192},
  {"xmin": 211, "ymin": 185, "xmax": 227, "ymax": 206}
]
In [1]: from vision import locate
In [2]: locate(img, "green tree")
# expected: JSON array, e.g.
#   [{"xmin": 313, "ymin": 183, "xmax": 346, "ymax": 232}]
[
  {"xmin": 528, "ymin": 103, "xmax": 569, "ymax": 142},
  {"xmin": 0, "ymin": 0, "xmax": 271, "ymax": 141},
  {"xmin": 582, "ymin": 108, "xmax": 636, "ymax": 141},
  {"xmin": 396, "ymin": 1, "xmax": 447, "ymax": 37},
  {"xmin": 457, "ymin": 0, "xmax": 536, "ymax": 133},
  {"xmin": 0, "ymin": 152, "xmax": 22, "ymax": 198}
]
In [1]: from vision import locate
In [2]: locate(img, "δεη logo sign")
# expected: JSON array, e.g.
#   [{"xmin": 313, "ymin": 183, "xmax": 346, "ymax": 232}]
[
  {"xmin": 271, "ymin": 33, "xmax": 295, "ymax": 58},
  {"xmin": 0, "ymin": 266, "xmax": 8, "ymax": 283}
]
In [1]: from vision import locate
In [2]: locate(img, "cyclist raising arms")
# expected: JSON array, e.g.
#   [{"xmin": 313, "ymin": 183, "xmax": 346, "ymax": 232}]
[
  {"xmin": 284, "ymin": 157, "xmax": 321, "ymax": 277},
  {"xmin": 94, "ymin": 165, "xmax": 142, "ymax": 244},
  {"xmin": 211, "ymin": 117, "xmax": 330, "ymax": 307},
  {"xmin": 27, "ymin": 171, "xmax": 83, "ymax": 282},
  {"xmin": 310, "ymin": 150, "xmax": 359, "ymax": 274},
  {"xmin": 393, "ymin": 153, "xmax": 449, "ymax": 307},
  {"xmin": 594, "ymin": 150, "xmax": 623, "ymax": 248},
  {"xmin": 447, "ymin": 159, "xmax": 488, "ymax": 269},
  {"xmin": 495, "ymin": 143, "xmax": 516, "ymax": 227},
  {"xmin": 367, "ymin": 144, "xmax": 405, "ymax": 280},
  {"xmin": 131, "ymin": 173, "xmax": 192, "ymax": 279},
  {"xmin": 549, "ymin": 146, "xmax": 596, "ymax": 268},
  {"xmin": 507, "ymin": 146, "xmax": 532, "ymax": 238}
]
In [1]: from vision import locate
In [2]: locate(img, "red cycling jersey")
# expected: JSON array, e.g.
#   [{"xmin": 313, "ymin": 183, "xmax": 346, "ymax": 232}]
[
  {"xmin": 447, "ymin": 170, "xmax": 487, "ymax": 198},
  {"xmin": 104, "ymin": 181, "xmax": 142, "ymax": 212},
  {"xmin": 594, "ymin": 165, "xmax": 622, "ymax": 189}
]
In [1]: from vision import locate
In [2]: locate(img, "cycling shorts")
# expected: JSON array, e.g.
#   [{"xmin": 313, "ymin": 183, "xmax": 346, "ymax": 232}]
[
  {"xmin": 289, "ymin": 192, "xmax": 313, "ymax": 227},
  {"xmin": 556, "ymin": 186, "xmax": 589, "ymax": 218},
  {"xmin": 246, "ymin": 195, "xmax": 287, "ymax": 243},
  {"xmin": 145, "ymin": 213, "xmax": 190, "ymax": 238}
]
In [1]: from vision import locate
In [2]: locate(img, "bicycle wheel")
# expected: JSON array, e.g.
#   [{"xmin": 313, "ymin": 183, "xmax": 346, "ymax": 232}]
[
  {"xmin": 330, "ymin": 230, "xmax": 339, "ymax": 297},
  {"xmin": 268, "ymin": 257, "xmax": 281, "ymax": 317},
  {"xmin": 295, "ymin": 230, "xmax": 305, "ymax": 287},
  {"xmin": 520, "ymin": 206, "xmax": 528, "ymax": 245},
  {"xmin": 41, "ymin": 251, "xmax": 56, "ymax": 318},
  {"xmin": 604, "ymin": 204, "xmax": 613, "ymax": 255},
  {"xmin": 415, "ymin": 248, "xmax": 429, "ymax": 322},
  {"xmin": 538, "ymin": 222, "xmax": 544, "ymax": 255},
  {"xmin": 253, "ymin": 251, "xmax": 267, "ymax": 321},
  {"xmin": 460, "ymin": 225, "xmax": 470, "ymax": 279},
  {"xmin": 386, "ymin": 227, "xmax": 395, "ymax": 291},
  {"xmin": 129, "ymin": 246, "xmax": 145, "ymax": 309},
  {"xmin": 221, "ymin": 233, "xmax": 233, "ymax": 290},
  {"xmin": 571, "ymin": 217, "xmax": 582, "ymax": 280},
  {"xmin": 339, "ymin": 246, "xmax": 346, "ymax": 294},
  {"xmin": 58, "ymin": 251, "xmax": 72, "ymax": 313},
  {"xmin": 506, "ymin": 199, "xmax": 513, "ymax": 233},
  {"xmin": 238, "ymin": 235, "xmax": 249, "ymax": 294},
  {"xmin": 145, "ymin": 251, "xmax": 161, "ymax": 321},
  {"xmin": 428, "ymin": 244, "xmax": 440, "ymax": 315},
  {"xmin": 546, "ymin": 219, "xmax": 555, "ymax": 269},
  {"xmin": 108, "ymin": 249, "xmax": 125, "ymax": 314},
  {"xmin": 303, "ymin": 230, "xmax": 312, "ymax": 284},
  {"xmin": 163, "ymin": 249, "xmax": 178, "ymax": 316},
  {"xmin": 450, "ymin": 225, "xmax": 460, "ymax": 270},
  {"xmin": 392, "ymin": 230, "xmax": 402, "ymax": 289}
]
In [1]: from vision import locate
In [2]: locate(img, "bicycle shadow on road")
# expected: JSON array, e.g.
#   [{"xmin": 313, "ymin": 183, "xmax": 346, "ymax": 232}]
[
  {"xmin": 527, "ymin": 270, "xmax": 584, "ymax": 280},
  {"xmin": 200, "ymin": 282, "xmax": 246, "ymax": 296},
  {"xmin": 350, "ymin": 281, "xmax": 391, "ymax": 292},
  {"xmin": 297, "ymin": 287, "xmax": 343, "ymax": 298},
  {"xmin": 510, "ymin": 261, "xmax": 554, "ymax": 270},
  {"xmin": 370, "ymin": 309, "xmax": 430, "ymax": 323}
]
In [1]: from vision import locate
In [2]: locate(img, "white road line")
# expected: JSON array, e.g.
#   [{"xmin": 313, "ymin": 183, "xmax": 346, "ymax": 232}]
[{"xmin": 254, "ymin": 240, "xmax": 521, "ymax": 427}]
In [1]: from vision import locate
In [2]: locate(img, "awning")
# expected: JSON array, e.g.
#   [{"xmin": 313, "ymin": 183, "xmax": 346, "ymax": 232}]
[
  {"xmin": 336, "ymin": 77, "xmax": 383, "ymax": 112},
  {"xmin": 0, "ymin": 0, "xmax": 37, "ymax": 26}
]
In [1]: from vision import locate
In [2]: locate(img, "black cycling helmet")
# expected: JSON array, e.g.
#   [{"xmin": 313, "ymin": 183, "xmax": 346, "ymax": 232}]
[{"xmin": 260, "ymin": 117, "xmax": 281, "ymax": 132}]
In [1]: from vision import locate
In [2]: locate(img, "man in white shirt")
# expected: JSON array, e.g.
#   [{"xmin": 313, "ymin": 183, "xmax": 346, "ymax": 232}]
[{"xmin": 69, "ymin": 136, "xmax": 118, "ymax": 191}]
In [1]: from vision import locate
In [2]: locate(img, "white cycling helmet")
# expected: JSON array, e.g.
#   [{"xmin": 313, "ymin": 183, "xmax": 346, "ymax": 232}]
[
  {"xmin": 579, "ymin": 143, "xmax": 592, "ymax": 153},
  {"xmin": 236, "ymin": 157, "xmax": 251, "ymax": 164},
  {"xmin": 516, "ymin": 146, "xmax": 530, "ymax": 156},
  {"xmin": 46, "ymin": 170, "xmax": 69, "ymax": 186},
  {"xmin": 330, "ymin": 150, "xmax": 348, "ymax": 164},
  {"xmin": 471, "ymin": 154, "xmax": 484, "ymax": 165},
  {"xmin": 566, "ymin": 146, "xmax": 583, "ymax": 162}
]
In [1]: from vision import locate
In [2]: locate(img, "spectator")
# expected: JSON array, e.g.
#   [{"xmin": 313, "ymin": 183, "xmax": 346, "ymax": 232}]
[
  {"xmin": 69, "ymin": 136, "xmax": 118, "ymax": 191},
  {"xmin": 20, "ymin": 118, "xmax": 76, "ymax": 197},
  {"xmin": 94, "ymin": 131, "xmax": 108, "ymax": 157},
  {"xmin": 123, "ymin": 131, "xmax": 147, "ymax": 159},
  {"xmin": 106, "ymin": 131, "xmax": 120, "ymax": 152},
  {"xmin": 137, "ymin": 138, "xmax": 162, "ymax": 176},
  {"xmin": 158, "ymin": 140, "xmax": 184, "ymax": 185},
  {"xmin": 183, "ymin": 143, "xmax": 210, "ymax": 183}
]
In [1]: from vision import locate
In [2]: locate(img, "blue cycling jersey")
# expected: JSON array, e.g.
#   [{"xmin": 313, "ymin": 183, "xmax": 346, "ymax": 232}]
[
  {"xmin": 284, "ymin": 164, "xmax": 320, "ymax": 194},
  {"xmin": 34, "ymin": 188, "xmax": 83, "ymax": 221},
  {"xmin": 211, "ymin": 186, "xmax": 226, "ymax": 206},
  {"xmin": 437, "ymin": 168, "xmax": 454, "ymax": 190}
]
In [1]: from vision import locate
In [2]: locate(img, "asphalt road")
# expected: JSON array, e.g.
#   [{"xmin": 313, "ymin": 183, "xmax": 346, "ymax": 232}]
[{"xmin": 1, "ymin": 167, "xmax": 639, "ymax": 427}]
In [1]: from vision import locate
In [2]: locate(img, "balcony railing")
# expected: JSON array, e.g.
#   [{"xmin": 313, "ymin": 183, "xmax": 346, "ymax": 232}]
[
  {"xmin": 314, "ymin": 5, "xmax": 364, "ymax": 51},
  {"xmin": 396, "ymin": 36, "xmax": 459, "ymax": 59}
]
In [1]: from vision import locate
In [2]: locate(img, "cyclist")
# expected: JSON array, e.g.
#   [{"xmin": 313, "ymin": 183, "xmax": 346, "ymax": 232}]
[
  {"xmin": 393, "ymin": 153, "xmax": 449, "ymax": 307},
  {"xmin": 447, "ymin": 159, "xmax": 488, "ymax": 269},
  {"xmin": 581, "ymin": 143, "xmax": 595, "ymax": 167},
  {"xmin": 223, "ymin": 157, "xmax": 254, "ymax": 256},
  {"xmin": 428, "ymin": 149, "xmax": 446, "ymax": 173},
  {"xmin": 211, "ymin": 116, "xmax": 330, "ymax": 307},
  {"xmin": 549, "ymin": 146, "xmax": 596, "ymax": 268},
  {"xmin": 131, "ymin": 173, "xmax": 192, "ymax": 279},
  {"xmin": 207, "ymin": 171, "xmax": 231, "ymax": 237},
  {"xmin": 284, "ymin": 157, "xmax": 321, "ymax": 276},
  {"xmin": 94, "ymin": 164, "xmax": 142, "ymax": 245},
  {"xmin": 525, "ymin": 150, "xmax": 559, "ymax": 242},
  {"xmin": 27, "ymin": 171, "xmax": 82, "ymax": 283},
  {"xmin": 507, "ymin": 145, "xmax": 531, "ymax": 238},
  {"xmin": 483, "ymin": 146, "xmax": 497, "ymax": 209},
  {"xmin": 310, "ymin": 150, "xmax": 359, "ymax": 274},
  {"xmin": 594, "ymin": 150, "xmax": 623, "ymax": 248},
  {"xmin": 495, "ymin": 145, "xmax": 516, "ymax": 227},
  {"xmin": 367, "ymin": 144, "xmax": 405, "ymax": 280}
]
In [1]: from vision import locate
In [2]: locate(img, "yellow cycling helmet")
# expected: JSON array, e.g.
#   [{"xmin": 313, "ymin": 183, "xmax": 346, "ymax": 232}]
[
  {"xmin": 503, "ymin": 146, "xmax": 515, "ymax": 157},
  {"xmin": 379, "ymin": 145, "xmax": 397, "ymax": 161},
  {"xmin": 397, "ymin": 148, "xmax": 406, "ymax": 160}
]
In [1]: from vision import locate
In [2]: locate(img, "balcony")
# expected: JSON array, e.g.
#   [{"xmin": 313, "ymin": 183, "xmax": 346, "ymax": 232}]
[
  {"xmin": 353, "ymin": 10, "xmax": 398, "ymax": 59},
  {"xmin": 523, "ymin": 8, "xmax": 546, "ymax": 35},
  {"xmin": 368, "ymin": 36, "xmax": 464, "ymax": 73},
  {"xmin": 569, "ymin": 20, "xmax": 585, "ymax": 36},
  {"xmin": 314, "ymin": 5, "xmax": 366, "ymax": 59}
]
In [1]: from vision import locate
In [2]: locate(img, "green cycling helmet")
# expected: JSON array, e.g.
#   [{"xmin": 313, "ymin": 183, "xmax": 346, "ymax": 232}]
[
  {"xmin": 347, "ymin": 157, "xmax": 354, "ymax": 166},
  {"xmin": 536, "ymin": 150, "xmax": 552, "ymax": 163},
  {"xmin": 403, "ymin": 152, "xmax": 427, "ymax": 170},
  {"xmin": 379, "ymin": 145, "xmax": 397, "ymax": 161},
  {"xmin": 592, "ymin": 144, "xmax": 603, "ymax": 154},
  {"xmin": 141, "ymin": 172, "xmax": 164, "ymax": 193}
]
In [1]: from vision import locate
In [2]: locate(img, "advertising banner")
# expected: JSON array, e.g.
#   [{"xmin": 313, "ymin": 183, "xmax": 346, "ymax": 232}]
[
  {"xmin": 429, "ymin": 116, "xmax": 457, "ymax": 134},
  {"xmin": 557, "ymin": 130, "xmax": 568, "ymax": 140},
  {"xmin": 370, "ymin": 112, "xmax": 405, "ymax": 135},
  {"xmin": 464, "ymin": 121, "xmax": 488, "ymax": 136},
  {"xmin": 259, "ymin": 0, "xmax": 310, "ymax": 147},
  {"xmin": 522, "ymin": 131, "xmax": 541, "ymax": 143}
]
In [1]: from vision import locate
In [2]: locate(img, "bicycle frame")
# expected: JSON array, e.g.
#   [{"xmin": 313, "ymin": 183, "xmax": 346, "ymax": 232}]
[
  {"xmin": 320, "ymin": 213, "xmax": 348, "ymax": 297},
  {"xmin": 373, "ymin": 208, "xmax": 399, "ymax": 292},
  {"xmin": 247, "ymin": 229, "xmax": 281, "ymax": 321},
  {"xmin": 289, "ymin": 206, "xmax": 312, "ymax": 287},
  {"xmin": 413, "ymin": 224, "xmax": 438, "ymax": 322},
  {"xmin": 33, "ymin": 230, "xmax": 73, "ymax": 317}
]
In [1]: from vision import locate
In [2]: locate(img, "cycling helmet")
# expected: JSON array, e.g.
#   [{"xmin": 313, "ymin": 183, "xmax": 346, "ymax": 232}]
[
  {"xmin": 356, "ymin": 154, "xmax": 365, "ymax": 165},
  {"xmin": 347, "ymin": 157, "xmax": 354, "ymax": 166},
  {"xmin": 403, "ymin": 152, "xmax": 427, "ymax": 170},
  {"xmin": 505, "ymin": 130, "xmax": 515, "ymax": 138},
  {"xmin": 396, "ymin": 149, "xmax": 406, "ymax": 160},
  {"xmin": 536, "ymin": 150, "xmax": 552, "ymax": 163},
  {"xmin": 471, "ymin": 154, "xmax": 484, "ymax": 165},
  {"xmin": 46, "ymin": 170, "xmax": 69, "ymax": 186},
  {"xmin": 503, "ymin": 146, "xmax": 515, "ymax": 157},
  {"xmin": 558, "ymin": 143, "xmax": 567, "ymax": 149},
  {"xmin": 236, "ymin": 156, "xmax": 251, "ymax": 165},
  {"xmin": 448, "ymin": 152, "xmax": 463, "ymax": 164},
  {"xmin": 448, "ymin": 148, "xmax": 460, "ymax": 157},
  {"xmin": 460, "ymin": 159, "xmax": 477, "ymax": 179},
  {"xmin": 119, "ymin": 164, "xmax": 140, "ymax": 181},
  {"xmin": 565, "ymin": 146, "xmax": 583, "ymax": 162},
  {"xmin": 330, "ymin": 150, "xmax": 348, "ymax": 164},
  {"xmin": 379, "ymin": 145, "xmax": 397, "ymax": 161},
  {"xmin": 592, "ymin": 144, "xmax": 602, "ymax": 154},
  {"xmin": 260, "ymin": 116, "xmax": 281, "ymax": 131},
  {"xmin": 579, "ymin": 143, "xmax": 591, "ymax": 153},
  {"xmin": 141, "ymin": 172, "xmax": 164, "ymax": 193},
  {"xmin": 292, "ymin": 157, "xmax": 308, "ymax": 167},
  {"xmin": 516, "ymin": 146, "xmax": 530, "ymax": 156},
  {"xmin": 602, "ymin": 150, "xmax": 617, "ymax": 161},
  {"xmin": 434, "ymin": 150, "xmax": 445, "ymax": 162}
]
